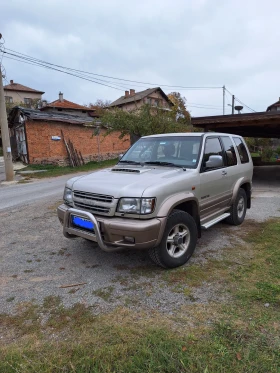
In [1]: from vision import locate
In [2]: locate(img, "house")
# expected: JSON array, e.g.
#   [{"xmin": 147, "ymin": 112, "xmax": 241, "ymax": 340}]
[
  {"xmin": 4, "ymin": 80, "xmax": 44, "ymax": 106},
  {"xmin": 41, "ymin": 92, "xmax": 97, "ymax": 117},
  {"xmin": 267, "ymin": 98, "xmax": 280, "ymax": 112},
  {"xmin": 8, "ymin": 107, "xmax": 129, "ymax": 165},
  {"xmin": 109, "ymin": 87, "xmax": 173, "ymax": 111}
]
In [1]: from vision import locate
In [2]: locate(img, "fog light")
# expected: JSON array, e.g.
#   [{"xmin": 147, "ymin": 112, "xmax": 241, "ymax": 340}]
[{"xmin": 124, "ymin": 236, "xmax": 135, "ymax": 243}]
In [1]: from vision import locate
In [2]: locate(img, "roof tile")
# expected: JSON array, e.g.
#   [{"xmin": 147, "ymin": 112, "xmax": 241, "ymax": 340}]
[
  {"xmin": 42, "ymin": 99, "xmax": 91, "ymax": 111},
  {"xmin": 4, "ymin": 82, "xmax": 44, "ymax": 94}
]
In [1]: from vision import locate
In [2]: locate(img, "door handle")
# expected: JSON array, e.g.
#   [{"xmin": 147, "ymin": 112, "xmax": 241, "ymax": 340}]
[{"xmin": 222, "ymin": 170, "xmax": 227, "ymax": 176}]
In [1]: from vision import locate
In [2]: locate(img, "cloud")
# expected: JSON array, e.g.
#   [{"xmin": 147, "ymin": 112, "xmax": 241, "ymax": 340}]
[{"xmin": 1, "ymin": 0, "xmax": 280, "ymax": 115}]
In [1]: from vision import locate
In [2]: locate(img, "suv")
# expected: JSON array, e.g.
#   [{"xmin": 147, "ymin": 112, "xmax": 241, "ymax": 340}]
[{"xmin": 57, "ymin": 133, "xmax": 253, "ymax": 269}]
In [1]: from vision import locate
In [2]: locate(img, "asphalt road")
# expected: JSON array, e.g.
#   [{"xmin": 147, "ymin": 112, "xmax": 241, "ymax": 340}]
[{"xmin": 0, "ymin": 174, "xmax": 74, "ymax": 210}]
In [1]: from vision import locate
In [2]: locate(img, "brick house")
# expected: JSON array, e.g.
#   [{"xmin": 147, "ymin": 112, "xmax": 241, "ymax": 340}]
[
  {"xmin": 4, "ymin": 80, "xmax": 44, "ymax": 106},
  {"xmin": 267, "ymin": 97, "xmax": 280, "ymax": 112},
  {"xmin": 41, "ymin": 92, "xmax": 98, "ymax": 117},
  {"xmin": 109, "ymin": 87, "xmax": 173, "ymax": 111},
  {"xmin": 8, "ymin": 107, "xmax": 129, "ymax": 165}
]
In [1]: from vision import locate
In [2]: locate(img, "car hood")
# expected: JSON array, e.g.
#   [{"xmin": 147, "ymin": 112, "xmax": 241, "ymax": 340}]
[{"xmin": 70, "ymin": 166, "xmax": 195, "ymax": 198}]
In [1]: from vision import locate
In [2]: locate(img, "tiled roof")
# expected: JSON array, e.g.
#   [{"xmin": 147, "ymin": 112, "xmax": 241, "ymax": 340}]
[
  {"xmin": 109, "ymin": 87, "xmax": 173, "ymax": 107},
  {"xmin": 267, "ymin": 99, "xmax": 280, "ymax": 111},
  {"xmin": 4, "ymin": 82, "xmax": 44, "ymax": 94},
  {"xmin": 42, "ymin": 99, "xmax": 91, "ymax": 111}
]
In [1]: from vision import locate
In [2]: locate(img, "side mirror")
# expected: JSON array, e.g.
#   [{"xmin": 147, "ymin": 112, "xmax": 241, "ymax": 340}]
[
  {"xmin": 118, "ymin": 153, "xmax": 124, "ymax": 160},
  {"xmin": 205, "ymin": 155, "xmax": 223, "ymax": 169}
]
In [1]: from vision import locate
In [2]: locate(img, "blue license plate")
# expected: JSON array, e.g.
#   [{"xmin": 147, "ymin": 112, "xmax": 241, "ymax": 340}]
[{"xmin": 72, "ymin": 216, "xmax": 94, "ymax": 230}]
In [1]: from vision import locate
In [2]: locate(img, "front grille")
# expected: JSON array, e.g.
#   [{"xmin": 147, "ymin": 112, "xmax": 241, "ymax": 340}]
[
  {"xmin": 73, "ymin": 190, "xmax": 114, "ymax": 216},
  {"xmin": 74, "ymin": 201, "xmax": 110, "ymax": 214},
  {"xmin": 73, "ymin": 191, "xmax": 113, "ymax": 203}
]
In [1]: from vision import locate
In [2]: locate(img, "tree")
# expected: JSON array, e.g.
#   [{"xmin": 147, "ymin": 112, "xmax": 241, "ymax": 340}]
[
  {"xmin": 97, "ymin": 103, "xmax": 191, "ymax": 144},
  {"xmin": 168, "ymin": 92, "xmax": 191, "ymax": 124},
  {"xmin": 5, "ymin": 98, "xmax": 43, "ymax": 115},
  {"xmin": 87, "ymin": 99, "xmax": 111, "ymax": 116}
]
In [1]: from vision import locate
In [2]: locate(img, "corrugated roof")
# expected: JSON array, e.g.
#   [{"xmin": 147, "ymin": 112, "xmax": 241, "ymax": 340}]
[
  {"xmin": 109, "ymin": 87, "xmax": 173, "ymax": 107},
  {"xmin": 8, "ymin": 107, "xmax": 98, "ymax": 126},
  {"xmin": 192, "ymin": 111, "xmax": 280, "ymax": 125},
  {"xmin": 4, "ymin": 82, "xmax": 45, "ymax": 94},
  {"xmin": 41, "ymin": 99, "xmax": 91, "ymax": 111}
]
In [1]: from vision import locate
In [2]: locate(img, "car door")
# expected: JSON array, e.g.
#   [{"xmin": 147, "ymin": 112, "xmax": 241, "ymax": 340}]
[{"xmin": 199, "ymin": 136, "xmax": 232, "ymax": 221}]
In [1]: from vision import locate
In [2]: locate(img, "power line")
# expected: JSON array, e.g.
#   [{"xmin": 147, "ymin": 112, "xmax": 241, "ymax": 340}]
[
  {"xmin": 2, "ymin": 48, "xmax": 222, "ymax": 90},
  {"xmin": 2, "ymin": 54, "xmax": 125, "ymax": 91},
  {"xmin": 225, "ymin": 88, "xmax": 255, "ymax": 113},
  {"xmin": 234, "ymin": 97, "xmax": 256, "ymax": 113}
]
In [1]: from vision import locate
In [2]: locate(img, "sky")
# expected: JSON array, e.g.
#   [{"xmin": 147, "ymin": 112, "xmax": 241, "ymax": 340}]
[{"xmin": 1, "ymin": 0, "xmax": 280, "ymax": 116}]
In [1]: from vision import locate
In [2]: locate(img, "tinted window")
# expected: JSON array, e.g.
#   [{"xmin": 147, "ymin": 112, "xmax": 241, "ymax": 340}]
[
  {"xmin": 203, "ymin": 137, "xmax": 224, "ymax": 169},
  {"xmin": 221, "ymin": 136, "xmax": 237, "ymax": 166},
  {"xmin": 233, "ymin": 137, "xmax": 249, "ymax": 164}
]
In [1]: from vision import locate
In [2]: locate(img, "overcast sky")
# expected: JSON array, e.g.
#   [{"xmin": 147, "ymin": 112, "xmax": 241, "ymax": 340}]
[{"xmin": 1, "ymin": 0, "xmax": 280, "ymax": 116}]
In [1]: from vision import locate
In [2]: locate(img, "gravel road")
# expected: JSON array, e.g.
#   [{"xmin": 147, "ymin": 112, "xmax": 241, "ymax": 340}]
[{"xmin": 1, "ymin": 167, "xmax": 280, "ymax": 315}]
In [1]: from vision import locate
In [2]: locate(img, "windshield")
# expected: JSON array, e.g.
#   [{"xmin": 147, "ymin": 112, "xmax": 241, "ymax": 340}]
[{"xmin": 120, "ymin": 136, "xmax": 202, "ymax": 169}]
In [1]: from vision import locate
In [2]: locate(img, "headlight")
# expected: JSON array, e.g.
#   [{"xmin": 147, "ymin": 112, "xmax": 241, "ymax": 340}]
[
  {"xmin": 117, "ymin": 198, "xmax": 156, "ymax": 214},
  {"xmin": 63, "ymin": 187, "xmax": 73, "ymax": 205}
]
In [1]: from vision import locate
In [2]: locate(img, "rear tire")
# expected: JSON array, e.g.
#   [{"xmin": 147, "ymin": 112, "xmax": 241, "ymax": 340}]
[
  {"xmin": 148, "ymin": 209, "xmax": 198, "ymax": 269},
  {"xmin": 225, "ymin": 188, "xmax": 247, "ymax": 225}
]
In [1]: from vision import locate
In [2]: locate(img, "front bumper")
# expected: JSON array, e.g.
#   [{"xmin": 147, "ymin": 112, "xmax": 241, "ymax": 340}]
[{"xmin": 57, "ymin": 204, "xmax": 166, "ymax": 252}]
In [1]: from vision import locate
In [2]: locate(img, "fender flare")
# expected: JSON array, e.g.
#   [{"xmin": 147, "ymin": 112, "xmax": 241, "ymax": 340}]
[{"xmin": 156, "ymin": 192, "xmax": 200, "ymax": 244}]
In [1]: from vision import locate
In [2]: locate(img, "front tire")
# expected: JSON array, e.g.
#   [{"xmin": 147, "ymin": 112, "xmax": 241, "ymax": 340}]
[
  {"xmin": 148, "ymin": 210, "xmax": 198, "ymax": 269},
  {"xmin": 225, "ymin": 188, "xmax": 247, "ymax": 225}
]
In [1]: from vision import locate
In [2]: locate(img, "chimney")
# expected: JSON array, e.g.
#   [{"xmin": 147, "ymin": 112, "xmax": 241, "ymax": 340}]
[
  {"xmin": 125, "ymin": 90, "xmax": 129, "ymax": 98},
  {"xmin": 42, "ymin": 100, "xmax": 47, "ymax": 108},
  {"xmin": 59, "ymin": 91, "xmax": 63, "ymax": 102},
  {"xmin": 10, "ymin": 79, "xmax": 14, "ymax": 84},
  {"xmin": 130, "ymin": 89, "xmax": 135, "ymax": 96}
]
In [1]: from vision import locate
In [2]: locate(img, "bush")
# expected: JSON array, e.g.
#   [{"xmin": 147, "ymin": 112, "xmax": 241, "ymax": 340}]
[{"xmin": 261, "ymin": 147, "xmax": 274, "ymax": 161}]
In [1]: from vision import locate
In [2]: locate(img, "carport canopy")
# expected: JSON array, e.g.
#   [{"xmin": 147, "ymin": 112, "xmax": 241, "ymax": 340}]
[{"xmin": 191, "ymin": 111, "xmax": 280, "ymax": 138}]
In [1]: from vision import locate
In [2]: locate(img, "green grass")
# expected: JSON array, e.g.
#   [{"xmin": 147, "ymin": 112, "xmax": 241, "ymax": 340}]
[
  {"xmin": 20, "ymin": 158, "xmax": 118, "ymax": 178},
  {"xmin": 250, "ymin": 152, "xmax": 261, "ymax": 157},
  {"xmin": 1, "ymin": 220, "xmax": 280, "ymax": 372}
]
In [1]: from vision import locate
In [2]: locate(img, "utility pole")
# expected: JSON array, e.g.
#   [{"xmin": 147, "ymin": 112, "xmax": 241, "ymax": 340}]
[
  {"xmin": 223, "ymin": 85, "xmax": 225, "ymax": 115},
  {"xmin": 232, "ymin": 95, "xmax": 235, "ymax": 115},
  {"xmin": 0, "ymin": 64, "xmax": 14, "ymax": 181}
]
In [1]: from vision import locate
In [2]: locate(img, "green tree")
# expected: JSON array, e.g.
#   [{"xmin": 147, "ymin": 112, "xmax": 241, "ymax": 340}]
[{"xmin": 97, "ymin": 103, "xmax": 191, "ymax": 144}]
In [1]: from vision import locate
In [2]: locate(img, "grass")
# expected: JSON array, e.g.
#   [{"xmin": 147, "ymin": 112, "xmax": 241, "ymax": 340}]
[
  {"xmin": 1, "ymin": 219, "xmax": 280, "ymax": 372},
  {"xmin": 92, "ymin": 286, "xmax": 115, "ymax": 302},
  {"xmin": 250, "ymin": 152, "xmax": 261, "ymax": 157},
  {"xmin": 20, "ymin": 158, "xmax": 118, "ymax": 178}
]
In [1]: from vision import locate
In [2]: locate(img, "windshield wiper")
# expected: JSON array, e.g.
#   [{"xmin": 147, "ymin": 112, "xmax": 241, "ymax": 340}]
[
  {"xmin": 144, "ymin": 161, "xmax": 184, "ymax": 168},
  {"xmin": 118, "ymin": 160, "xmax": 142, "ymax": 165}
]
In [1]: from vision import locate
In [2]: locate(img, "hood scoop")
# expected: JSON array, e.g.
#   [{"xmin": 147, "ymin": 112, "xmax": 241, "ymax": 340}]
[{"xmin": 111, "ymin": 168, "xmax": 151, "ymax": 174}]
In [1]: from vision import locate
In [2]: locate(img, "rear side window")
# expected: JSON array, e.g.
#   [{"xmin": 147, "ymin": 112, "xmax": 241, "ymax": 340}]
[
  {"xmin": 233, "ymin": 137, "xmax": 249, "ymax": 163},
  {"xmin": 203, "ymin": 137, "xmax": 224, "ymax": 169},
  {"xmin": 221, "ymin": 136, "xmax": 237, "ymax": 166}
]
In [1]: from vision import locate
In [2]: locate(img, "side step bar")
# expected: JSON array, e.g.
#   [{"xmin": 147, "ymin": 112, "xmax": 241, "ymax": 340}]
[{"xmin": 201, "ymin": 213, "xmax": 231, "ymax": 230}]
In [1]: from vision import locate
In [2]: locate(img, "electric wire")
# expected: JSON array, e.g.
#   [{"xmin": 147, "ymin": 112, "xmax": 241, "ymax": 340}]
[
  {"xmin": 2, "ymin": 48, "xmax": 222, "ymax": 90},
  {"xmin": 2, "ymin": 46, "xmax": 255, "ymax": 114}
]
